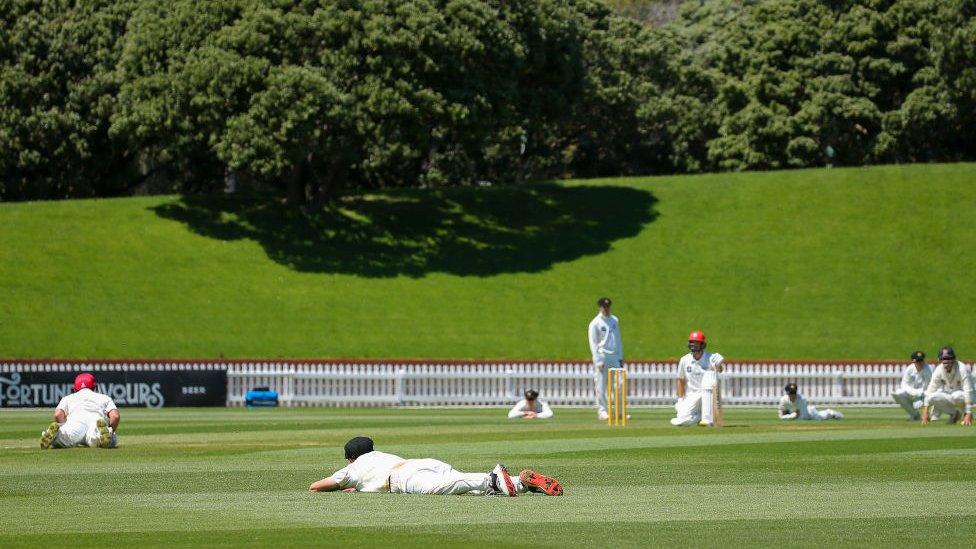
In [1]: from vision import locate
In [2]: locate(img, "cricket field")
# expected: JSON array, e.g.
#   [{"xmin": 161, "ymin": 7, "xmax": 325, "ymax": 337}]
[{"xmin": 2, "ymin": 407, "xmax": 974, "ymax": 547}]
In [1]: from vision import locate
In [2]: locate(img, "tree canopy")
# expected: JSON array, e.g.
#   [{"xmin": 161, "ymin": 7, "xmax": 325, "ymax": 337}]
[{"xmin": 1, "ymin": 0, "xmax": 974, "ymax": 201}]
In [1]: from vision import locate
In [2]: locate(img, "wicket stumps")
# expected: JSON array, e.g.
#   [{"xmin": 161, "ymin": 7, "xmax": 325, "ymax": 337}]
[{"xmin": 607, "ymin": 367, "xmax": 627, "ymax": 426}]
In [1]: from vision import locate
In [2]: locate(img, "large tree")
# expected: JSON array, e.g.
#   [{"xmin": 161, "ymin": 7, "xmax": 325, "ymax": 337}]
[
  {"xmin": 112, "ymin": 0, "xmax": 605, "ymax": 204},
  {"xmin": 0, "ymin": 0, "xmax": 138, "ymax": 200},
  {"xmin": 641, "ymin": 0, "xmax": 976, "ymax": 171}
]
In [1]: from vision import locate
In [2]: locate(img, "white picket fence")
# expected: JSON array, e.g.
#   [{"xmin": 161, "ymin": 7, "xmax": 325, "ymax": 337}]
[
  {"xmin": 0, "ymin": 360, "xmax": 910, "ymax": 407},
  {"xmin": 224, "ymin": 360, "xmax": 906, "ymax": 407}
]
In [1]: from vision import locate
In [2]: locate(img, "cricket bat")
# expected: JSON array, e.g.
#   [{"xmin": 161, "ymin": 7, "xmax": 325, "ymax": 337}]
[
  {"xmin": 710, "ymin": 353, "xmax": 725, "ymax": 428},
  {"xmin": 712, "ymin": 382, "xmax": 724, "ymax": 427}
]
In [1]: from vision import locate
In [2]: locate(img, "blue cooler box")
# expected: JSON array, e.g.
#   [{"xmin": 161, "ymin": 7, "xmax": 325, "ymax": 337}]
[{"xmin": 245, "ymin": 387, "xmax": 279, "ymax": 407}]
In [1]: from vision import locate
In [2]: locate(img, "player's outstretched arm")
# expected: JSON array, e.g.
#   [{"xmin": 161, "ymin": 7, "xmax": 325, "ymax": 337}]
[
  {"xmin": 508, "ymin": 401, "xmax": 526, "ymax": 419},
  {"xmin": 309, "ymin": 477, "xmax": 341, "ymax": 492}
]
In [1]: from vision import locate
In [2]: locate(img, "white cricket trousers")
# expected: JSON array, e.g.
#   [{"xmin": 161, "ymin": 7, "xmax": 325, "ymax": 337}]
[
  {"xmin": 53, "ymin": 413, "xmax": 117, "ymax": 448},
  {"xmin": 389, "ymin": 459, "xmax": 509, "ymax": 495},
  {"xmin": 802, "ymin": 405, "xmax": 841, "ymax": 420},
  {"xmin": 670, "ymin": 392, "xmax": 703, "ymax": 426},
  {"xmin": 671, "ymin": 371, "xmax": 719, "ymax": 426},
  {"xmin": 927, "ymin": 390, "xmax": 967, "ymax": 416},
  {"xmin": 892, "ymin": 389, "xmax": 923, "ymax": 417},
  {"xmin": 594, "ymin": 358, "xmax": 621, "ymax": 415}
]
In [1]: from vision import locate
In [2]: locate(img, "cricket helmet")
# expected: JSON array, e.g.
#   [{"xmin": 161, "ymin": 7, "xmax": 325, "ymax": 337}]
[
  {"xmin": 784, "ymin": 383, "xmax": 798, "ymax": 395},
  {"xmin": 688, "ymin": 331, "xmax": 706, "ymax": 343},
  {"xmin": 939, "ymin": 346, "xmax": 956, "ymax": 361},
  {"xmin": 73, "ymin": 372, "xmax": 97, "ymax": 392}
]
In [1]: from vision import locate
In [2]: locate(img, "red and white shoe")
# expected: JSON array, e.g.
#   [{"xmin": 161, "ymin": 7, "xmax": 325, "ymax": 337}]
[
  {"xmin": 519, "ymin": 469, "xmax": 563, "ymax": 496},
  {"xmin": 490, "ymin": 464, "xmax": 517, "ymax": 497}
]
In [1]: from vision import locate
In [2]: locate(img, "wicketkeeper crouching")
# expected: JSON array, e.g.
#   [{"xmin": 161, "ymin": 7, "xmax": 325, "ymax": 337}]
[{"xmin": 921, "ymin": 346, "xmax": 974, "ymax": 426}]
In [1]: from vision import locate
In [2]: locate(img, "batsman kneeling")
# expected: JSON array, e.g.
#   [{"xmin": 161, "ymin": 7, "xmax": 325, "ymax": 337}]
[{"xmin": 670, "ymin": 331, "xmax": 725, "ymax": 427}]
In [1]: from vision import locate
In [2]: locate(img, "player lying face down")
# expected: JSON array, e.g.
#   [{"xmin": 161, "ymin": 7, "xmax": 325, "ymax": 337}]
[{"xmin": 308, "ymin": 437, "xmax": 563, "ymax": 496}]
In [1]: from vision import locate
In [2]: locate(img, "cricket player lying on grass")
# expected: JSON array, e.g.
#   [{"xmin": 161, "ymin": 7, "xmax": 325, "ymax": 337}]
[
  {"xmin": 308, "ymin": 437, "xmax": 563, "ymax": 496},
  {"xmin": 921, "ymin": 346, "xmax": 974, "ymax": 426},
  {"xmin": 778, "ymin": 383, "xmax": 843, "ymax": 421},
  {"xmin": 39, "ymin": 372, "xmax": 119, "ymax": 449},
  {"xmin": 508, "ymin": 389, "xmax": 553, "ymax": 419},
  {"xmin": 671, "ymin": 331, "xmax": 724, "ymax": 426}
]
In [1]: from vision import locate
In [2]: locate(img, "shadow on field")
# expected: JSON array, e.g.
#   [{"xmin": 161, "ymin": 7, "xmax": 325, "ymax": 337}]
[{"xmin": 151, "ymin": 184, "xmax": 657, "ymax": 277}]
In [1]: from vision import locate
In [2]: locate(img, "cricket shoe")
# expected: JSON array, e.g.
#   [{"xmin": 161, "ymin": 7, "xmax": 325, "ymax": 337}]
[
  {"xmin": 519, "ymin": 469, "xmax": 563, "ymax": 496},
  {"xmin": 598, "ymin": 411, "xmax": 609, "ymax": 421},
  {"xmin": 489, "ymin": 464, "xmax": 517, "ymax": 497},
  {"xmin": 697, "ymin": 420, "xmax": 713, "ymax": 427},
  {"xmin": 39, "ymin": 422, "xmax": 60, "ymax": 449},
  {"xmin": 95, "ymin": 419, "xmax": 113, "ymax": 448}
]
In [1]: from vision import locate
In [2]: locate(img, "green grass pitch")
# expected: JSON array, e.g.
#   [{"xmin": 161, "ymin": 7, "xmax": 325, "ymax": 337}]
[{"xmin": 2, "ymin": 407, "xmax": 974, "ymax": 547}]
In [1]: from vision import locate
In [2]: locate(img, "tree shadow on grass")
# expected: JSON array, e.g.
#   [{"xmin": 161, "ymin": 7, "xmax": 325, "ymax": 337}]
[{"xmin": 151, "ymin": 183, "xmax": 658, "ymax": 277}]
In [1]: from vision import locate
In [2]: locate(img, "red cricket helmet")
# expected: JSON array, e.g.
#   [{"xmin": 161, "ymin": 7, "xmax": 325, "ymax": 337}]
[
  {"xmin": 688, "ymin": 331, "xmax": 706, "ymax": 343},
  {"xmin": 73, "ymin": 372, "xmax": 97, "ymax": 392}
]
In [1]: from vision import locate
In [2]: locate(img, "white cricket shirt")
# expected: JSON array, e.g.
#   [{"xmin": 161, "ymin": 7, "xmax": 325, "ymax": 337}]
[
  {"xmin": 588, "ymin": 314, "xmax": 622, "ymax": 364},
  {"xmin": 677, "ymin": 352, "xmax": 716, "ymax": 393},
  {"xmin": 55, "ymin": 388, "xmax": 117, "ymax": 422},
  {"xmin": 329, "ymin": 451, "xmax": 406, "ymax": 492},
  {"xmin": 899, "ymin": 363, "xmax": 932, "ymax": 396},
  {"xmin": 778, "ymin": 394, "xmax": 810, "ymax": 418},
  {"xmin": 925, "ymin": 361, "xmax": 974, "ymax": 412},
  {"xmin": 507, "ymin": 399, "xmax": 554, "ymax": 419}
]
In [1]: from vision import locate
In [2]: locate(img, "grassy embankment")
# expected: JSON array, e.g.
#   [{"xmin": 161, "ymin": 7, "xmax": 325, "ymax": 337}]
[{"xmin": 1, "ymin": 163, "xmax": 974, "ymax": 359}]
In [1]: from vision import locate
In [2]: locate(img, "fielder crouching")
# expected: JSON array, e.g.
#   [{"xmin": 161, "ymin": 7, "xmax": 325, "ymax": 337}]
[
  {"xmin": 891, "ymin": 351, "xmax": 932, "ymax": 420},
  {"xmin": 921, "ymin": 346, "xmax": 974, "ymax": 426},
  {"xmin": 670, "ymin": 331, "xmax": 724, "ymax": 427}
]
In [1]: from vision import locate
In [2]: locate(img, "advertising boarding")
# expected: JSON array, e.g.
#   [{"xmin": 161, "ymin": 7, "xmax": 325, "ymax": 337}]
[{"xmin": 0, "ymin": 369, "xmax": 227, "ymax": 408}]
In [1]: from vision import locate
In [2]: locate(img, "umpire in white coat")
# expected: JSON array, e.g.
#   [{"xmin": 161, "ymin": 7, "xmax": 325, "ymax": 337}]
[
  {"xmin": 891, "ymin": 351, "xmax": 932, "ymax": 420},
  {"xmin": 588, "ymin": 297, "xmax": 622, "ymax": 421}
]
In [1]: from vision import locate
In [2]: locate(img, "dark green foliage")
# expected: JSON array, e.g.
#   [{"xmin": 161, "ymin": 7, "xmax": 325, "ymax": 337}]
[
  {"xmin": 645, "ymin": 0, "xmax": 976, "ymax": 171},
  {"xmin": 1, "ymin": 0, "xmax": 974, "ymax": 200},
  {"xmin": 0, "ymin": 0, "xmax": 139, "ymax": 199},
  {"xmin": 111, "ymin": 0, "xmax": 605, "ymax": 203}
]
